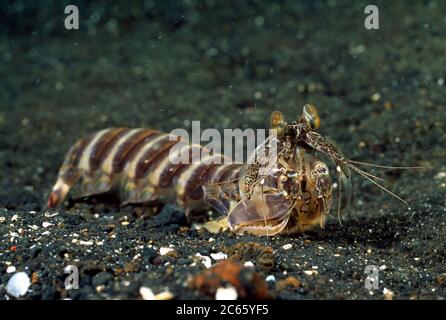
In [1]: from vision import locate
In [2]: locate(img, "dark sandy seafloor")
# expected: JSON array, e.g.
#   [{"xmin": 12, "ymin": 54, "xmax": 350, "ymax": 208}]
[{"xmin": 0, "ymin": 1, "xmax": 445, "ymax": 300}]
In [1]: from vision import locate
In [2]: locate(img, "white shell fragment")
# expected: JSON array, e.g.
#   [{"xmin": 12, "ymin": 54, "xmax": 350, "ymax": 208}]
[
  {"xmin": 6, "ymin": 266, "xmax": 16, "ymax": 273},
  {"xmin": 265, "ymin": 275, "xmax": 276, "ymax": 282},
  {"xmin": 139, "ymin": 287, "xmax": 174, "ymax": 300},
  {"xmin": 44, "ymin": 211, "xmax": 59, "ymax": 218},
  {"xmin": 139, "ymin": 287, "xmax": 155, "ymax": 300},
  {"xmin": 304, "ymin": 270, "xmax": 318, "ymax": 276},
  {"xmin": 160, "ymin": 247, "xmax": 174, "ymax": 256},
  {"xmin": 210, "ymin": 252, "xmax": 227, "ymax": 260},
  {"xmin": 383, "ymin": 288, "xmax": 394, "ymax": 300},
  {"xmin": 6, "ymin": 272, "xmax": 31, "ymax": 298},
  {"xmin": 215, "ymin": 286, "xmax": 238, "ymax": 300},
  {"xmin": 282, "ymin": 244, "xmax": 293, "ymax": 250},
  {"xmin": 154, "ymin": 291, "xmax": 174, "ymax": 300},
  {"xmin": 195, "ymin": 253, "xmax": 212, "ymax": 268}
]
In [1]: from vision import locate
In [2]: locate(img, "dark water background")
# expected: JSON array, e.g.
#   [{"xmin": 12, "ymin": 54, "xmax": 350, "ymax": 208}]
[{"xmin": 0, "ymin": 0, "xmax": 445, "ymax": 299}]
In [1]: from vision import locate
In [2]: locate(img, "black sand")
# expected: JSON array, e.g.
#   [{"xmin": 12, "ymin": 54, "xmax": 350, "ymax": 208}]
[{"xmin": 0, "ymin": 0, "xmax": 445, "ymax": 299}]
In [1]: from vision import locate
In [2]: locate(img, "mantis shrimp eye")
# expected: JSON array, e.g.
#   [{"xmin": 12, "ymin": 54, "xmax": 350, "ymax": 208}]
[{"xmin": 303, "ymin": 104, "xmax": 321, "ymax": 130}]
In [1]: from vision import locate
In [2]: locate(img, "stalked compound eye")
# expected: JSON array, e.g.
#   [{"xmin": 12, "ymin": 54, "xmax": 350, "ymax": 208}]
[
  {"xmin": 270, "ymin": 110, "xmax": 286, "ymax": 137},
  {"xmin": 302, "ymin": 104, "xmax": 320, "ymax": 130}
]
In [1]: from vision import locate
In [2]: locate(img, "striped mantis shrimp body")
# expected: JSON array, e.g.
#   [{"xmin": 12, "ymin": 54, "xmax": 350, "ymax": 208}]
[
  {"xmin": 47, "ymin": 128, "xmax": 243, "ymax": 218},
  {"xmin": 48, "ymin": 105, "xmax": 417, "ymax": 236}
]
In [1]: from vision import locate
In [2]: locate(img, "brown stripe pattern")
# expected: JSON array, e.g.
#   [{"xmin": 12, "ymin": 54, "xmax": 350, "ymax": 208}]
[{"xmin": 49, "ymin": 127, "xmax": 243, "ymax": 215}]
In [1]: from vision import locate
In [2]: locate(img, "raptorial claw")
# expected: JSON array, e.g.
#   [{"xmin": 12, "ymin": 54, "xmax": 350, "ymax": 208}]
[{"xmin": 227, "ymin": 193, "xmax": 294, "ymax": 236}]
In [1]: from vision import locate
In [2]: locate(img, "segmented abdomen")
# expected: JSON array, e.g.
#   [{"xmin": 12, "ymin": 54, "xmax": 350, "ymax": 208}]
[{"xmin": 48, "ymin": 128, "xmax": 242, "ymax": 215}]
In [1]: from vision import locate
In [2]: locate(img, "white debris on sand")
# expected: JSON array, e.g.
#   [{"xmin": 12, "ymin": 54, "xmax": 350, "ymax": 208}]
[
  {"xmin": 282, "ymin": 244, "xmax": 293, "ymax": 250},
  {"xmin": 139, "ymin": 287, "xmax": 174, "ymax": 300},
  {"xmin": 383, "ymin": 288, "xmax": 394, "ymax": 300},
  {"xmin": 244, "ymin": 261, "xmax": 254, "ymax": 268},
  {"xmin": 265, "ymin": 275, "xmax": 276, "ymax": 282},
  {"xmin": 210, "ymin": 252, "xmax": 227, "ymax": 260},
  {"xmin": 304, "ymin": 270, "xmax": 318, "ymax": 276},
  {"xmin": 154, "ymin": 291, "xmax": 174, "ymax": 300},
  {"xmin": 6, "ymin": 272, "xmax": 31, "ymax": 298},
  {"xmin": 215, "ymin": 286, "xmax": 238, "ymax": 300},
  {"xmin": 139, "ymin": 287, "xmax": 155, "ymax": 300},
  {"xmin": 6, "ymin": 266, "xmax": 16, "ymax": 273},
  {"xmin": 160, "ymin": 247, "xmax": 174, "ymax": 256},
  {"xmin": 79, "ymin": 240, "xmax": 94, "ymax": 246},
  {"xmin": 434, "ymin": 172, "xmax": 446, "ymax": 180},
  {"xmin": 195, "ymin": 253, "xmax": 212, "ymax": 268},
  {"xmin": 44, "ymin": 211, "xmax": 59, "ymax": 218},
  {"xmin": 42, "ymin": 221, "xmax": 52, "ymax": 228}
]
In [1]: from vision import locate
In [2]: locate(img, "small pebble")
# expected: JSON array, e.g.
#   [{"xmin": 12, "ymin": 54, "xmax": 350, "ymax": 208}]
[
  {"xmin": 282, "ymin": 244, "xmax": 293, "ymax": 250},
  {"xmin": 159, "ymin": 247, "xmax": 174, "ymax": 256},
  {"xmin": 195, "ymin": 253, "xmax": 212, "ymax": 268},
  {"xmin": 44, "ymin": 211, "xmax": 59, "ymax": 218},
  {"xmin": 265, "ymin": 275, "xmax": 276, "ymax": 282},
  {"xmin": 95, "ymin": 285, "xmax": 105, "ymax": 293},
  {"xmin": 244, "ymin": 261, "xmax": 254, "ymax": 268},
  {"xmin": 383, "ymin": 288, "xmax": 394, "ymax": 300},
  {"xmin": 215, "ymin": 286, "xmax": 238, "ymax": 300},
  {"xmin": 139, "ymin": 287, "xmax": 155, "ymax": 300},
  {"xmin": 210, "ymin": 252, "xmax": 227, "ymax": 260},
  {"xmin": 434, "ymin": 172, "xmax": 446, "ymax": 180},
  {"xmin": 6, "ymin": 272, "xmax": 31, "ymax": 298},
  {"xmin": 6, "ymin": 266, "xmax": 16, "ymax": 273},
  {"xmin": 139, "ymin": 287, "xmax": 174, "ymax": 300},
  {"xmin": 371, "ymin": 93, "xmax": 381, "ymax": 102},
  {"xmin": 154, "ymin": 291, "xmax": 174, "ymax": 300},
  {"xmin": 304, "ymin": 270, "xmax": 318, "ymax": 276},
  {"xmin": 79, "ymin": 240, "xmax": 94, "ymax": 246}
]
